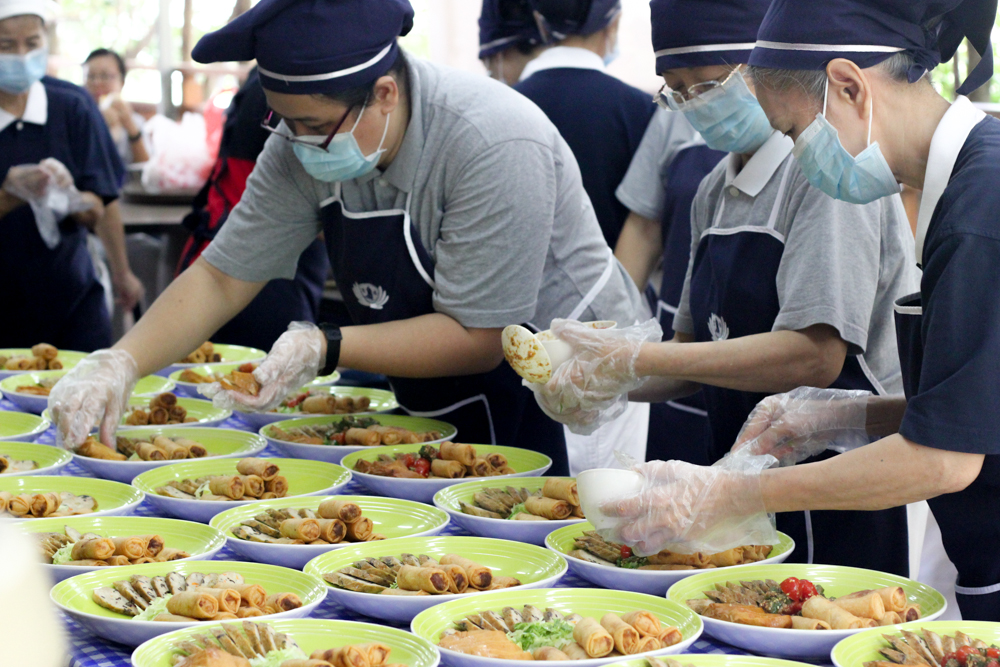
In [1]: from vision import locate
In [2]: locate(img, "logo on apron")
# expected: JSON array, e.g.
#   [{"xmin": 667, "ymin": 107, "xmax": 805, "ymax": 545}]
[
  {"xmin": 708, "ymin": 313, "xmax": 729, "ymax": 341},
  {"xmin": 352, "ymin": 282, "xmax": 390, "ymax": 310}
]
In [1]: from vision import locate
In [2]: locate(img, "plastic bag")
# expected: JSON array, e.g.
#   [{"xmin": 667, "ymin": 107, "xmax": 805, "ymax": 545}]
[
  {"xmin": 3, "ymin": 158, "xmax": 92, "ymax": 249},
  {"xmin": 141, "ymin": 113, "xmax": 214, "ymax": 192}
]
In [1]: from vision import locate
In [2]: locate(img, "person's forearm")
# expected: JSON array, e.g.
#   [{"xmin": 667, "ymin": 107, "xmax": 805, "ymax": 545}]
[
  {"xmin": 0, "ymin": 190, "xmax": 23, "ymax": 218},
  {"xmin": 120, "ymin": 114, "xmax": 149, "ymax": 163},
  {"xmin": 113, "ymin": 258, "xmax": 265, "ymax": 375},
  {"xmin": 633, "ymin": 325, "xmax": 847, "ymax": 394},
  {"xmin": 761, "ymin": 434, "xmax": 984, "ymax": 512},
  {"xmin": 93, "ymin": 201, "xmax": 131, "ymax": 283},
  {"xmin": 338, "ymin": 314, "xmax": 504, "ymax": 378},
  {"xmin": 866, "ymin": 395, "xmax": 908, "ymax": 438},
  {"xmin": 629, "ymin": 375, "xmax": 701, "ymax": 402},
  {"xmin": 614, "ymin": 212, "xmax": 662, "ymax": 289}
]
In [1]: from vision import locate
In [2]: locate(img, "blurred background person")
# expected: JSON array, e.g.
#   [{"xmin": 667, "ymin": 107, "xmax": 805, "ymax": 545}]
[{"xmin": 83, "ymin": 47, "xmax": 149, "ymax": 165}]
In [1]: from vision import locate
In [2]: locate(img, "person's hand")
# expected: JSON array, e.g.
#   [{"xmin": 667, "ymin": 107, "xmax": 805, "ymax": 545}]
[
  {"xmin": 732, "ymin": 387, "xmax": 873, "ymax": 466},
  {"xmin": 70, "ymin": 191, "xmax": 104, "ymax": 230},
  {"xmin": 600, "ymin": 452, "xmax": 779, "ymax": 556},
  {"xmin": 200, "ymin": 322, "xmax": 324, "ymax": 412},
  {"xmin": 113, "ymin": 270, "xmax": 144, "ymax": 311},
  {"xmin": 48, "ymin": 349, "xmax": 140, "ymax": 450},
  {"xmin": 530, "ymin": 318, "xmax": 662, "ymax": 435},
  {"xmin": 3, "ymin": 164, "xmax": 51, "ymax": 203}
]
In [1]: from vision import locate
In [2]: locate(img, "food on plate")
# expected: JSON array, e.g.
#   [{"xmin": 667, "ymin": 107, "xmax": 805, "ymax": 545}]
[
  {"xmin": 438, "ymin": 604, "xmax": 683, "ymax": 660},
  {"xmin": 14, "ymin": 374, "xmax": 60, "ymax": 395},
  {"xmin": 864, "ymin": 628, "xmax": 999, "ymax": 667},
  {"xmin": 153, "ymin": 458, "xmax": 288, "ymax": 502},
  {"xmin": 647, "ymin": 659, "xmax": 697, "ymax": 667},
  {"xmin": 274, "ymin": 390, "xmax": 373, "ymax": 415},
  {"xmin": 323, "ymin": 551, "xmax": 520, "ymax": 595},
  {"xmin": 125, "ymin": 393, "xmax": 197, "ymax": 426},
  {"xmin": 569, "ymin": 531, "xmax": 773, "ymax": 570},
  {"xmin": 90, "ymin": 569, "xmax": 302, "ymax": 622},
  {"xmin": 0, "ymin": 453, "xmax": 39, "ymax": 474},
  {"xmin": 167, "ymin": 620, "xmax": 410, "ymax": 667},
  {"xmin": 231, "ymin": 499, "xmax": 387, "ymax": 546},
  {"xmin": 460, "ymin": 479, "xmax": 585, "ymax": 521},
  {"xmin": 686, "ymin": 578, "xmax": 919, "ymax": 630},
  {"xmin": 0, "ymin": 490, "xmax": 98, "ymax": 518},
  {"xmin": 353, "ymin": 443, "xmax": 515, "ymax": 480},
  {"xmin": 0, "ymin": 343, "xmax": 65, "ymax": 371},
  {"xmin": 180, "ymin": 342, "xmax": 223, "ymax": 364},
  {"xmin": 36, "ymin": 525, "xmax": 188, "ymax": 567},
  {"xmin": 270, "ymin": 417, "xmax": 441, "ymax": 447},
  {"xmin": 180, "ymin": 363, "xmax": 262, "ymax": 396},
  {"xmin": 74, "ymin": 434, "xmax": 210, "ymax": 462}
]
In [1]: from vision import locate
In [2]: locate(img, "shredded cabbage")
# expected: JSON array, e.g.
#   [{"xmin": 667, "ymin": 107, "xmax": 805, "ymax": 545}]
[
  {"xmin": 51, "ymin": 543, "xmax": 75, "ymax": 565},
  {"xmin": 507, "ymin": 620, "xmax": 576, "ymax": 652},
  {"xmin": 506, "ymin": 502, "xmax": 527, "ymax": 520},
  {"xmin": 248, "ymin": 647, "xmax": 308, "ymax": 667},
  {"xmin": 194, "ymin": 481, "xmax": 212, "ymax": 498},
  {"xmin": 133, "ymin": 594, "xmax": 174, "ymax": 621}
]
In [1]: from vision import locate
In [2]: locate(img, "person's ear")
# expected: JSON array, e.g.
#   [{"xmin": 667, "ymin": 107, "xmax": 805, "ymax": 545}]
[
  {"xmin": 372, "ymin": 75, "xmax": 400, "ymax": 115},
  {"xmin": 826, "ymin": 58, "xmax": 870, "ymax": 122}
]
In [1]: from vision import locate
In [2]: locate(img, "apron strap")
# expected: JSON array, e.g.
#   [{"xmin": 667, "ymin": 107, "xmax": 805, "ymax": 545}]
[
  {"xmin": 567, "ymin": 247, "xmax": 615, "ymax": 321},
  {"xmin": 400, "ymin": 192, "xmax": 435, "ymax": 289},
  {"xmin": 404, "ymin": 393, "xmax": 497, "ymax": 445}
]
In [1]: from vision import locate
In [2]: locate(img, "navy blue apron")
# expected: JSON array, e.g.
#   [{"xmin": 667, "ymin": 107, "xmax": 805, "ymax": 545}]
[
  {"xmin": 647, "ymin": 145, "xmax": 724, "ymax": 466},
  {"xmin": 688, "ymin": 160, "xmax": 908, "ymax": 575},
  {"xmin": 320, "ymin": 184, "xmax": 568, "ymax": 475}
]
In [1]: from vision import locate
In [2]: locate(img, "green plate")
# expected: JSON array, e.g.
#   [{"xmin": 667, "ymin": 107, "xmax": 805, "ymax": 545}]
[
  {"xmin": 0, "ymin": 372, "xmax": 175, "ymax": 414},
  {"xmin": 0, "ymin": 411, "xmax": 49, "ymax": 441},
  {"xmin": 173, "ymin": 344, "xmax": 266, "ymax": 366},
  {"xmin": 270, "ymin": 386, "xmax": 399, "ymax": 415},
  {"xmin": 170, "ymin": 363, "xmax": 341, "ymax": 391},
  {"xmin": 831, "ymin": 621, "xmax": 1000, "ymax": 667},
  {"xmin": 131, "ymin": 618, "xmax": 441, "ymax": 667},
  {"xmin": 267, "ymin": 413, "xmax": 457, "ymax": 443},
  {"xmin": 607, "ymin": 656, "xmax": 814, "ymax": 667},
  {"xmin": 411, "ymin": 587, "xmax": 703, "ymax": 656},
  {"xmin": 0, "ymin": 348, "xmax": 87, "ymax": 374},
  {"xmin": 434, "ymin": 476, "xmax": 572, "ymax": 511},
  {"xmin": 0, "ymin": 474, "xmax": 143, "ymax": 518},
  {"xmin": 0, "ymin": 441, "xmax": 71, "ymax": 475},
  {"xmin": 122, "ymin": 396, "xmax": 230, "ymax": 427}
]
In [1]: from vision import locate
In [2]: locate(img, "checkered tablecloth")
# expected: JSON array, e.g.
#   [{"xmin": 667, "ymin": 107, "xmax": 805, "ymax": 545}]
[{"xmin": 0, "ymin": 399, "xmax": 829, "ymax": 667}]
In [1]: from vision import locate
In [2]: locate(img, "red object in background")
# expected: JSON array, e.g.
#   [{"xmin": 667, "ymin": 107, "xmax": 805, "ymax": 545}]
[{"xmin": 201, "ymin": 87, "xmax": 235, "ymax": 164}]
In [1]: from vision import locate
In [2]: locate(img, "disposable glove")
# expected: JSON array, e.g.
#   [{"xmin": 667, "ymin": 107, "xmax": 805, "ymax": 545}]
[
  {"xmin": 3, "ymin": 158, "xmax": 92, "ymax": 248},
  {"xmin": 200, "ymin": 322, "xmax": 324, "ymax": 412}
]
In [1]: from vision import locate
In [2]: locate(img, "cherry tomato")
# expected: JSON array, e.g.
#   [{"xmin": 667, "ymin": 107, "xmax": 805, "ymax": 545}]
[
  {"xmin": 400, "ymin": 453, "xmax": 416, "ymax": 469},
  {"xmin": 413, "ymin": 458, "xmax": 431, "ymax": 477},
  {"xmin": 796, "ymin": 580, "xmax": 818, "ymax": 601},
  {"xmin": 954, "ymin": 646, "xmax": 977, "ymax": 663},
  {"xmin": 986, "ymin": 659, "xmax": 999, "ymax": 667},
  {"xmin": 620, "ymin": 545, "xmax": 633, "ymax": 559},
  {"xmin": 238, "ymin": 362, "xmax": 256, "ymax": 373},
  {"xmin": 787, "ymin": 601, "xmax": 803, "ymax": 615},
  {"xmin": 780, "ymin": 577, "xmax": 800, "ymax": 599},
  {"xmin": 330, "ymin": 432, "xmax": 346, "ymax": 445},
  {"xmin": 988, "ymin": 648, "xmax": 1000, "ymax": 659}
]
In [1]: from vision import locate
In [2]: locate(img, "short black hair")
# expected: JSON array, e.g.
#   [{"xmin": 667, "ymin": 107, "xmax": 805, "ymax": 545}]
[
  {"xmin": 84, "ymin": 48, "xmax": 127, "ymax": 78},
  {"xmin": 318, "ymin": 50, "xmax": 409, "ymax": 110}
]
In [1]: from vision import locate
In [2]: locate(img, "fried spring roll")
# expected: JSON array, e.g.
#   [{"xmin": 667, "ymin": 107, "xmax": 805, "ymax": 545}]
[
  {"xmin": 561, "ymin": 644, "xmax": 589, "ymax": 660},
  {"xmin": 209, "ymin": 475, "xmax": 245, "ymax": 500},
  {"xmin": 801, "ymin": 596, "xmax": 865, "ymax": 629},
  {"xmin": 791, "ymin": 617, "xmax": 832, "ymax": 630},
  {"xmin": 442, "ymin": 564, "xmax": 469, "ymax": 594},
  {"xmin": 264, "ymin": 592, "xmax": 302, "ymax": 611},
  {"xmin": 439, "ymin": 442, "xmax": 476, "ymax": 467},
  {"xmin": 430, "ymin": 459, "xmax": 466, "ymax": 479},
  {"xmin": 573, "ymin": 617, "xmax": 614, "ymax": 658},
  {"xmin": 833, "ymin": 590, "xmax": 886, "ymax": 619},
  {"xmin": 136, "ymin": 442, "xmax": 167, "ymax": 461},
  {"xmin": 874, "ymin": 586, "xmax": 907, "ymax": 613},
  {"xmin": 396, "ymin": 565, "xmax": 449, "ymax": 594},
  {"xmin": 369, "ymin": 426, "xmax": 401, "ymax": 445},
  {"xmin": 318, "ymin": 498, "xmax": 362, "ymax": 523},
  {"xmin": 236, "ymin": 606, "xmax": 265, "ymax": 618},
  {"xmin": 0, "ymin": 490, "xmax": 12, "ymax": 512},
  {"xmin": 534, "ymin": 647, "xmax": 570, "ymax": 661},
  {"xmin": 621, "ymin": 611, "xmax": 661, "ymax": 637},
  {"xmin": 8, "ymin": 493, "xmax": 32, "ymax": 516},
  {"xmin": 238, "ymin": 474, "xmax": 266, "ymax": 498},
  {"xmin": 71, "ymin": 537, "xmax": 115, "ymax": 561},
  {"xmin": 152, "ymin": 436, "xmax": 188, "ymax": 460},
  {"xmin": 317, "ymin": 518, "xmax": 347, "ymax": 543},
  {"xmin": 635, "ymin": 636, "xmax": 661, "ymax": 653},
  {"xmin": 111, "ymin": 536, "xmax": 146, "ymax": 560},
  {"xmin": 524, "ymin": 496, "xmax": 572, "ymax": 520},
  {"xmin": 601, "ymin": 613, "xmax": 641, "ymax": 654},
  {"xmin": 236, "ymin": 458, "xmax": 279, "ymax": 481},
  {"xmin": 877, "ymin": 612, "xmax": 902, "ymax": 626},
  {"xmin": 153, "ymin": 613, "xmax": 197, "ymax": 622},
  {"xmin": 345, "ymin": 516, "xmax": 373, "ymax": 542},
  {"xmin": 345, "ymin": 428, "xmax": 380, "ymax": 447},
  {"xmin": 166, "ymin": 591, "xmax": 219, "ymax": 619},
  {"xmin": 142, "ymin": 534, "xmax": 165, "ymax": 557},
  {"xmin": 542, "ymin": 478, "xmax": 579, "ymax": 506},
  {"xmin": 280, "ymin": 518, "xmax": 321, "ymax": 542},
  {"xmin": 30, "ymin": 493, "xmax": 61, "ymax": 517},
  {"xmin": 197, "ymin": 587, "xmax": 242, "ymax": 614},
  {"xmin": 264, "ymin": 475, "xmax": 288, "ymax": 497},
  {"xmin": 77, "ymin": 438, "xmax": 127, "ymax": 461},
  {"xmin": 229, "ymin": 583, "xmax": 266, "ymax": 608},
  {"xmin": 174, "ymin": 438, "xmax": 208, "ymax": 458}
]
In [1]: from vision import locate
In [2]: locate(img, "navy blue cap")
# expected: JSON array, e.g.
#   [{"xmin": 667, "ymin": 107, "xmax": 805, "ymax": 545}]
[
  {"xmin": 529, "ymin": 0, "xmax": 621, "ymax": 41},
  {"xmin": 479, "ymin": 0, "xmax": 542, "ymax": 58},
  {"xmin": 749, "ymin": 0, "xmax": 997, "ymax": 95},
  {"xmin": 193, "ymin": 0, "xmax": 414, "ymax": 95},
  {"xmin": 650, "ymin": 0, "xmax": 771, "ymax": 73}
]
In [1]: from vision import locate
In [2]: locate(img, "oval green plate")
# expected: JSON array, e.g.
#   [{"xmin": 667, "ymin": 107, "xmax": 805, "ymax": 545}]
[
  {"xmin": 211, "ymin": 494, "xmax": 450, "ymax": 569},
  {"xmin": 607, "ymin": 656, "xmax": 814, "ymax": 667},
  {"xmin": 0, "ymin": 474, "xmax": 143, "ymax": 519},
  {"xmin": 0, "ymin": 410, "xmax": 50, "ymax": 441},
  {"xmin": 304, "ymin": 535, "xmax": 568, "ymax": 623},
  {"xmin": 132, "ymin": 457, "xmax": 352, "ymax": 523},
  {"xmin": 343, "ymin": 443, "xmax": 552, "ymax": 503},
  {"xmin": 18, "ymin": 515, "xmax": 226, "ymax": 581},
  {"xmin": 411, "ymin": 588, "xmax": 703, "ymax": 667},
  {"xmin": 131, "ymin": 618, "xmax": 441, "ymax": 667},
  {"xmin": 0, "ymin": 348, "xmax": 87, "ymax": 378},
  {"xmin": 169, "ymin": 363, "xmax": 341, "ymax": 398},
  {"xmin": 831, "ymin": 620, "xmax": 1000, "ymax": 667},
  {"xmin": 72, "ymin": 427, "xmax": 267, "ymax": 483},
  {"xmin": 122, "ymin": 396, "xmax": 231, "ymax": 428},
  {"xmin": 0, "ymin": 440, "xmax": 71, "ymax": 476},
  {"xmin": 51, "ymin": 559, "xmax": 326, "ymax": 647},
  {"xmin": 1, "ymin": 371, "xmax": 175, "ymax": 414},
  {"xmin": 240, "ymin": 385, "xmax": 400, "ymax": 430},
  {"xmin": 668, "ymin": 564, "xmax": 946, "ymax": 661}
]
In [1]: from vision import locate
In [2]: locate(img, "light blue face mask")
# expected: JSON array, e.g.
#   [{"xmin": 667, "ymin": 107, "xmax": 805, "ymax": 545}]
[
  {"xmin": 603, "ymin": 35, "xmax": 620, "ymax": 67},
  {"xmin": 675, "ymin": 69, "xmax": 774, "ymax": 155},
  {"xmin": 792, "ymin": 80, "xmax": 899, "ymax": 205},
  {"xmin": 0, "ymin": 47, "xmax": 48, "ymax": 94},
  {"xmin": 292, "ymin": 106, "xmax": 391, "ymax": 183}
]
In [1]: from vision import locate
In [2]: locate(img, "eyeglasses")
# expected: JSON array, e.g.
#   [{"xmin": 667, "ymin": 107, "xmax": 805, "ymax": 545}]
[
  {"xmin": 654, "ymin": 67, "xmax": 742, "ymax": 111},
  {"xmin": 86, "ymin": 72, "xmax": 120, "ymax": 83},
  {"xmin": 260, "ymin": 105, "xmax": 355, "ymax": 151}
]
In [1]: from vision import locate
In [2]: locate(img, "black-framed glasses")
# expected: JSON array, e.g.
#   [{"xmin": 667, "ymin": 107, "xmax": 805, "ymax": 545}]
[
  {"xmin": 654, "ymin": 66, "xmax": 743, "ymax": 111},
  {"xmin": 260, "ymin": 104, "xmax": 355, "ymax": 151}
]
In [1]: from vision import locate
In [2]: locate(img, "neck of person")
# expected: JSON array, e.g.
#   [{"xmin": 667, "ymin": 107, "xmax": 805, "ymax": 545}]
[
  {"xmin": 377, "ymin": 85, "xmax": 412, "ymax": 168},
  {"xmin": 0, "ymin": 88, "xmax": 29, "ymax": 117},
  {"xmin": 879, "ymin": 82, "xmax": 951, "ymax": 190},
  {"xmin": 558, "ymin": 31, "xmax": 609, "ymax": 59}
]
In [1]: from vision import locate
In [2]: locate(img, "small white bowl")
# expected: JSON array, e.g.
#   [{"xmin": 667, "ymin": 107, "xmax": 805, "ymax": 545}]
[{"xmin": 576, "ymin": 468, "xmax": 644, "ymax": 531}]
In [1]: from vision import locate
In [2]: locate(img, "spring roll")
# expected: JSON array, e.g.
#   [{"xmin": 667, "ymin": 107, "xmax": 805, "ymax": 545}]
[
  {"xmin": 156, "ymin": 547, "xmax": 191, "ymax": 561},
  {"xmin": 153, "ymin": 613, "xmax": 197, "ymax": 622},
  {"xmin": 345, "ymin": 516, "xmax": 373, "ymax": 541},
  {"xmin": 333, "ymin": 645, "xmax": 370, "ymax": 667},
  {"xmin": 430, "ymin": 459, "xmax": 466, "ymax": 479},
  {"xmin": 282, "ymin": 661, "xmax": 334, "ymax": 667},
  {"xmin": 542, "ymin": 478, "xmax": 579, "ymax": 506},
  {"xmin": 238, "ymin": 474, "xmax": 266, "ymax": 498},
  {"xmin": 573, "ymin": 617, "xmax": 614, "ymax": 658},
  {"xmin": 136, "ymin": 442, "xmax": 167, "ymax": 461},
  {"xmin": 30, "ymin": 492, "xmax": 61, "ymax": 517},
  {"xmin": 142, "ymin": 534, "xmax": 165, "ymax": 557},
  {"xmin": 469, "ymin": 458, "xmax": 493, "ymax": 477},
  {"xmin": 489, "ymin": 576, "xmax": 521, "ymax": 589},
  {"xmin": 396, "ymin": 565, "xmax": 449, "ymax": 594},
  {"xmin": 148, "ymin": 407, "xmax": 169, "ymax": 425},
  {"xmin": 345, "ymin": 428, "xmax": 380, "ymax": 447},
  {"xmin": 534, "ymin": 647, "xmax": 570, "ymax": 661},
  {"xmin": 317, "ymin": 518, "xmax": 347, "ymax": 543},
  {"xmin": 361, "ymin": 643, "xmax": 390, "ymax": 666},
  {"xmin": 166, "ymin": 590, "xmax": 219, "ymax": 619},
  {"xmin": 318, "ymin": 498, "xmax": 362, "ymax": 523},
  {"xmin": 228, "ymin": 583, "xmax": 266, "ymax": 608},
  {"xmin": 801, "ymin": 596, "xmax": 865, "ymax": 629},
  {"xmin": 106, "ymin": 555, "xmax": 132, "ymax": 566},
  {"xmin": 902, "ymin": 604, "xmax": 921, "ymax": 622},
  {"xmin": 77, "ymin": 438, "xmax": 127, "ymax": 461},
  {"xmin": 706, "ymin": 547, "xmax": 745, "ymax": 567},
  {"xmin": 280, "ymin": 518, "xmax": 321, "ymax": 542},
  {"xmin": 212, "ymin": 612, "xmax": 239, "ymax": 620},
  {"xmin": 833, "ymin": 590, "xmax": 886, "ymax": 619},
  {"xmin": 791, "ymin": 617, "xmax": 832, "ymax": 630},
  {"xmin": 439, "ymin": 554, "xmax": 492, "ymax": 590},
  {"xmin": 265, "ymin": 592, "xmax": 303, "ymax": 611},
  {"xmin": 236, "ymin": 606, "xmax": 265, "ymax": 618},
  {"xmin": 0, "ymin": 490, "xmax": 12, "ymax": 512},
  {"xmin": 635, "ymin": 636, "xmax": 661, "ymax": 653},
  {"xmin": 561, "ymin": 644, "xmax": 590, "ymax": 660},
  {"xmin": 524, "ymin": 496, "xmax": 572, "ymax": 520},
  {"xmin": 209, "ymin": 475, "xmax": 245, "ymax": 500},
  {"xmin": 698, "ymin": 603, "xmax": 792, "ymax": 628},
  {"xmin": 874, "ymin": 586, "xmax": 907, "ymax": 613},
  {"xmin": 877, "ymin": 612, "xmax": 902, "ymax": 626},
  {"xmin": 658, "ymin": 626, "xmax": 682, "ymax": 647},
  {"xmin": 31, "ymin": 343, "xmax": 58, "ymax": 360},
  {"xmin": 174, "ymin": 438, "xmax": 208, "ymax": 458},
  {"xmin": 111, "ymin": 536, "xmax": 146, "ymax": 560},
  {"xmin": 439, "ymin": 442, "xmax": 476, "ymax": 466},
  {"xmin": 198, "ymin": 587, "xmax": 242, "ymax": 614},
  {"xmin": 369, "ymin": 426, "xmax": 401, "ymax": 445},
  {"xmin": 236, "ymin": 458, "xmax": 279, "ymax": 481},
  {"xmin": 8, "ymin": 493, "xmax": 32, "ymax": 515},
  {"xmin": 265, "ymin": 475, "xmax": 288, "ymax": 497},
  {"xmin": 150, "ymin": 436, "xmax": 186, "ymax": 460},
  {"xmin": 601, "ymin": 613, "xmax": 641, "ymax": 654},
  {"xmin": 301, "ymin": 395, "xmax": 336, "ymax": 414},
  {"xmin": 151, "ymin": 392, "xmax": 177, "ymax": 408},
  {"xmin": 621, "ymin": 611, "xmax": 662, "ymax": 637},
  {"xmin": 71, "ymin": 537, "xmax": 115, "ymax": 561},
  {"xmin": 442, "ymin": 564, "xmax": 470, "ymax": 594}
]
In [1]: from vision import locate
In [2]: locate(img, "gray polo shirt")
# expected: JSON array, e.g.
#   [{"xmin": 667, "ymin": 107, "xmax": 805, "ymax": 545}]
[
  {"xmin": 674, "ymin": 131, "xmax": 920, "ymax": 396},
  {"xmin": 202, "ymin": 53, "xmax": 641, "ymax": 330}
]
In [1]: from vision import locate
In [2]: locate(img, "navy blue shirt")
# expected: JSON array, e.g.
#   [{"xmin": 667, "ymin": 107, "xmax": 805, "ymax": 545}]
[
  {"xmin": 0, "ymin": 76, "xmax": 124, "ymax": 350},
  {"xmin": 899, "ymin": 116, "xmax": 1000, "ymax": 455},
  {"xmin": 515, "ymin": 67, "xmax": 655, "ymax": 247}
]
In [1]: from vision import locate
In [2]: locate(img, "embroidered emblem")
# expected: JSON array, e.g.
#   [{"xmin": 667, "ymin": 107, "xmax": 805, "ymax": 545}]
[
  {"xmin": 708, "ymin": 313, "xmax": 729, "ymax": 341},
  {"xmin": 352, "ymin": 283, "xmax": 390, "ymax": 310}
]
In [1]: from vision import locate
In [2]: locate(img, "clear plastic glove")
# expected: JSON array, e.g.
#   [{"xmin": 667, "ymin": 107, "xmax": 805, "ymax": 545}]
[
  {"xmin": 200, "ymin": 322, "xmax": 324, "ymax": 412},
  {"xmin": 600, "ymin": 451, "xmax": 780, "ymax": 556},
  {"xmin": 732, "ymin": 387, "xmax": 873, "ymax": 466},
  {"xmin": 47, "ymin": 349, "xmax": 139, "ymax": 450},
  {"xmin": 2, "ymin": 159, "xmax": 92, "ymax": 248},
  {"xmin": 530, "ymin": 318, "xmax": 662, "ymax": 435}
]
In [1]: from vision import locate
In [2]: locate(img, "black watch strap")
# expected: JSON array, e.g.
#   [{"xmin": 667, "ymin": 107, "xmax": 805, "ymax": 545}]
[
  {"xmin": 319, "ymin": 323, "xmax": 342, "ymax": 376},
  {"xmin": 128, "ymin": 131, "xmax": 142, "ymax": 142}
]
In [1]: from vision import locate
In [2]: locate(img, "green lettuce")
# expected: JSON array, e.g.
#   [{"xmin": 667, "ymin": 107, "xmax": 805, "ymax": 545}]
[
  {"xmin": 507, "ymin": 620, "xmax": 576, "ymax": 652},
  {"xmin": 133, "ymin": 594, "xmax": 173, "ymax": 621},
  {"xmin": 248, "ymin": 647, "xmax": 308, "ymax": 667}
]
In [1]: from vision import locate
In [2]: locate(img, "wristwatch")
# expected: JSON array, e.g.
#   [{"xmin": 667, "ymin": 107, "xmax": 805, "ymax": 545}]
[
  {"xmin": 319, "ymin": 323, "xmax": 342, "ymax": 376},
  {"xmin": 127, "ymin": 130, "xmax": 142, "ymax": 142}
]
